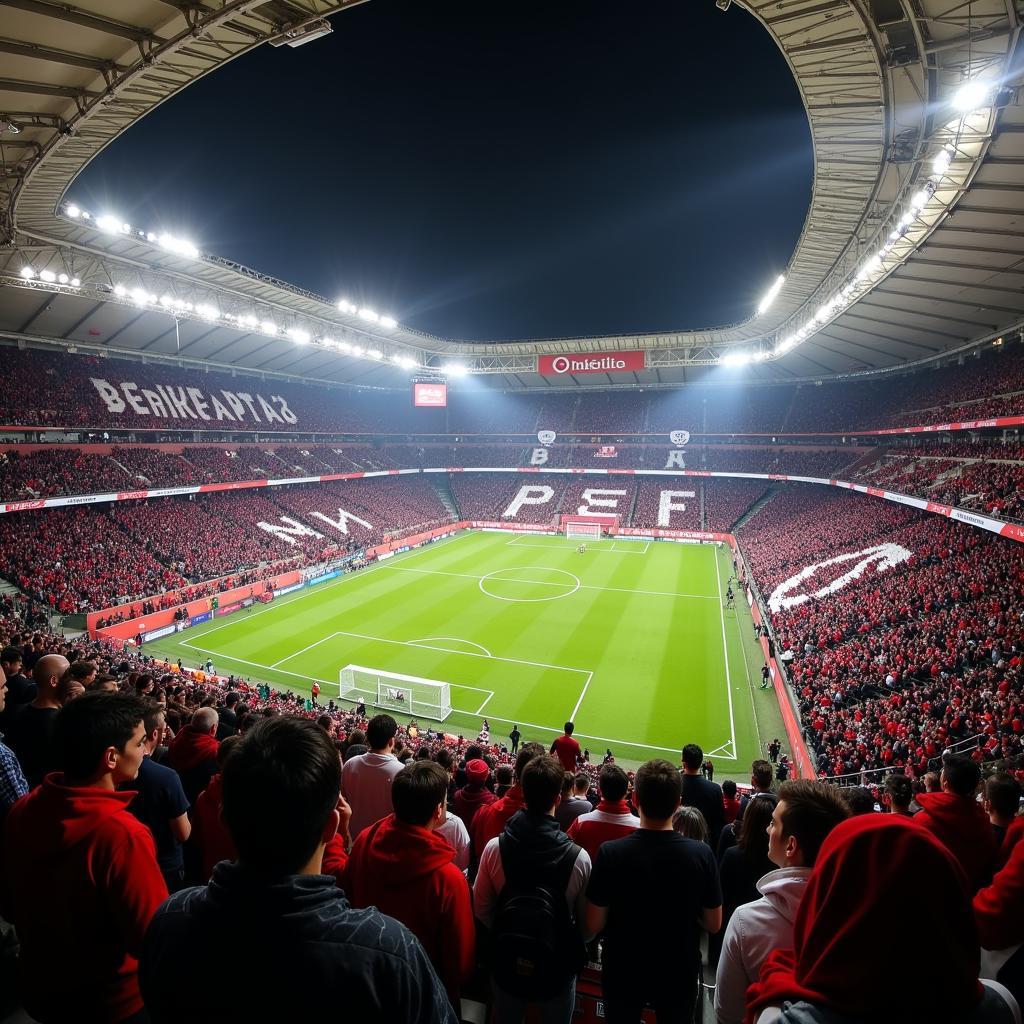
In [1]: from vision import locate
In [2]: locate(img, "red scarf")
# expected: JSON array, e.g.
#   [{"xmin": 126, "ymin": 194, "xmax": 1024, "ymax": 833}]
[{"xmin": 744, "ymin": 815, "xmax": 981, "ymax": 1023}]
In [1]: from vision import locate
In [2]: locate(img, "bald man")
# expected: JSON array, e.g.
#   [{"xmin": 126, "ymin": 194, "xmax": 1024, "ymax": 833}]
[
  {"xmin": 167, "ymin": 706, "xmax": 220, "ymax": 804},
  {"xmin": 7, "ymin": 653, "xmax": 70, "ymax": 786}
]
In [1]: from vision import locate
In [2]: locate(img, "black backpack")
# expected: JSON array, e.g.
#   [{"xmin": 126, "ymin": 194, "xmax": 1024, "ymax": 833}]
[{"xmin": 490, "ymin": 833, "xmax": 586, "ymax": 1000}]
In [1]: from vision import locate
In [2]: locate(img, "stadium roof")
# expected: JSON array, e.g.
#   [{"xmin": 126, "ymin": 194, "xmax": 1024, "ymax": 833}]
[{"xmin": 0, "ymin": 0, "xmax": 1022, "ymax": 390}]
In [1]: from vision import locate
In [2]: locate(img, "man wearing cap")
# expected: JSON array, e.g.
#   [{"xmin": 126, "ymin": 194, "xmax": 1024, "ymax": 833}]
[{"xmin": 451, "ymin": 757, "xmax": 496, "ymax": 831}]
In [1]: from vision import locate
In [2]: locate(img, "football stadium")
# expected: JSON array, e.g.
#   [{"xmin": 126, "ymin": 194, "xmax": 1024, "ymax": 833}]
[{"xmin": 0, "ymin": 1, "xmax": 1023, "ymax": 1022}]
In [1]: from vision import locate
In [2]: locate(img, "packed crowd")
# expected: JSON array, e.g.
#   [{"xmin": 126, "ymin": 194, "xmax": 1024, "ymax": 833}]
[
  {"xmin": 739, "ymin": 486, "xmax": 1024, "ymax": 779},
  {"xmin": 1, "ymin": 596, "xmax": 1022, "ymax": 1024},
  {"xmin": 2, "ymin": 342, "xmax": 1022, "ymax": 440}
]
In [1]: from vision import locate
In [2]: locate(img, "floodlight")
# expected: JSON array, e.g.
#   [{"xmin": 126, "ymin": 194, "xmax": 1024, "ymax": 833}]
[
  {"xmin": 261, "ymin": 320, "xmax": 278, "ymax": 335},
  {"xmin": 932, "ymin": 148, "xmax": 952, "ymax": 175},
  {"xmin": 444, "ymin": 362, "xmax": 469, "ymax": 377},
  {"xmin": 66, "ymin": 204, "xmax": 81, "ymax": 219},
  {"xmin": 114, "ymin": 284, "xmax": 127, "ymax": 296},
  {"xmin": 39, "ymin": 269, "xmax": 56, "ymax": 283},
  {"xmin": 366, "ymin": 348, "xmax": 382, "ymax": 359},
  {"xmin": 953, "ymin": 79, "xmax": 993, "ymax": 113},
  {"xmin": 19, "ymin": 266, "xmax": 34, "ymax": 280},
  {"xmin": 58, "ymin": 273, "xmax": 68, "ymax": 284},
  {"xmin": 756, "ymin": 274, "xmax": 786, "ymax": 316},
  {"xmin": 359, "ymin": 308, "xmax": 380, "ymax": 322},
  {"xmin": 96, "ymin": 214, "xmax": 123, "ymax": 234},
  {"xmin": 380, "ymin": 316, "xmax": 397, "ymax": 329},
  {"xmin": 287, "ymin": 327, "xmax": 310, "ymax": 344}
]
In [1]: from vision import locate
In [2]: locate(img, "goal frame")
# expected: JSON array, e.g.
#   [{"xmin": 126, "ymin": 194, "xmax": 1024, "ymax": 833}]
[
  {"xmin": 565, "ymin": 521, "xmax": 603, "ymax": 540},
  {"xmin": 338, "ymin": 663, "xmax": 453, "ymax": 722}
]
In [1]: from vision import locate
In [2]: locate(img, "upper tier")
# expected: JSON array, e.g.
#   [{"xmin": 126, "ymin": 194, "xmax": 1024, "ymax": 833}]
[{"xmin": 2, "ymin": 343, "xmax": 1023, "ymax": 436}]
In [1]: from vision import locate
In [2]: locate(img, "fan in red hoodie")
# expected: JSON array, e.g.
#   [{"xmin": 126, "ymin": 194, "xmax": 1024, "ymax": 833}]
[
  {"xmin": 1, "ymin": 692, "xmax": 168, "ymax": 1023},
  {"xmin": 343, "ymin": 760, "xmax": 474, "ymax": 1008},
  {"xmin": 914, "ymin": 752, "xmax": 996, "ymax": 891}
]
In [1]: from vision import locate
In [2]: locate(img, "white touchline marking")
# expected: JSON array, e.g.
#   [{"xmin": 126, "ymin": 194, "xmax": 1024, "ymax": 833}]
[
  {"xmin": 385, "ymin": 564, "xmax": 717, "ymax": 601},
  {"xmin": 568, "ymin": 671, "xmax": 594, "ymax": 722},
  {"xmin": 477, "ymin": 713, "xmax": 738, "ymax": 760},
  {"xmin": 475, "ymin": 691, "xmax": 495, "ymax": 716},
  {"xmin": 505, "ymin": 537, "xmax": 649, "ymax": 555},
  {"xmin": 174, "ymin": 639, "xmax": 736, "ymax": 759},
  {"xmin": 269, "ymin": 633, "xmax": 338, "ymax": 668},
  {"xmin": 714, "ymin": 547, "xmax": 738, "ymax": 762}
]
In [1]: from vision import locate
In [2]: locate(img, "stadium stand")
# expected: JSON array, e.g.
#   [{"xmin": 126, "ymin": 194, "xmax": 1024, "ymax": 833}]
[{"xmin": 738, "ymin": 485, "xmax": 1024, "ymax": 778}]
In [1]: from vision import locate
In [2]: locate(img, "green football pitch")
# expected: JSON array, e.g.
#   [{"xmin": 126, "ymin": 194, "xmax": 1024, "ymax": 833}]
[{"xmin": 148, "ymin": 531, "xmax": 783, "ymax": 775}]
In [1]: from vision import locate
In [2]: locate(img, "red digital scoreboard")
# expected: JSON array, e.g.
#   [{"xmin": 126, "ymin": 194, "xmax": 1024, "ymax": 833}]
[{"xmin": 413, "ymin": 381, "xmax": 447, "ymax": 408}]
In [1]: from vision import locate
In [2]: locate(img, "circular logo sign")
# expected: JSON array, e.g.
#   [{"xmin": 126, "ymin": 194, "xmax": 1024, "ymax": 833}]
[{"xmin": 551, "ymin": 356, "xmax": 570, "ymax": 374}]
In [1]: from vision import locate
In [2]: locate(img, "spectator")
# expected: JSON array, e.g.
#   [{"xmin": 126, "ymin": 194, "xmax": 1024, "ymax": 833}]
[
  {"xmin": 975, "ymin": 834, "xmax": 1024, "ymax": 1009},
  {"xmin": 6, "ymin": 652, "xmax": 68, "ymax": 787},
  {"xmin": 344, "ymin": 761, "xmax": 474, "ymax": 1007},
  {"xmin": 140, "ymin": 716, "xmax": 454, "ymax": 1022},
  {"xmin": 474, "ymin": 754, "xmax": 590, "ymax": 1022},
  {"xmin": 672, "ymin": 805, "xmax": 710, "ymax": 843},
  {"xmin": 341, "ymin": 713, "xmax": 404, "ymax": 839},
  {"xmin": 746, "ymin": 816, "xmax": 1019, "ymax": 1023},
  {"xmin": 123, "ymin": 702, "xmax": 191, "ymax": 892},
  {"xmin": 718, "ymin": 792, "xmax": 778, "ymax": 955},
  {"xmin": 190, "ymin": 734, "xmax": 240, "ymax": 882},
  {"xmin": 738, "ymin": 760, "xmax": 775, "ymax": 820},
  {"xmin": 843, "ymin": 787, "xmax": 877, "ymax": 816},
  {"xmin": 680, "ymin": 743, "xmax": 725, "ymax": 847},
  {"xmin": 585, "ymin": 759, "xmax": 722, "ymax": 1022},
  {"xmin": 567, "ymin": 763, "xmax": 640, "ymax": 862},
  {"xmin": 556, "ymin": 772, "xmax": 593, "ymax": 831},
  {"xmin": 715, "ymin": 780, "xmax": 850, "ymax": 1024},
  {"xmin": 342, "ymin": 727, "xmax": 368, "ymax": 761},
  {"xmin": 550, "ymin": 721, "xmax": 581, "ymax": 773},
  {"xmin": 881, "ymin": 773, "xmax": 915, "ymax": 817},
  {"xmin": 216, "ymin": 690, "xmax": 240, "ymax": 739},
  {"xmin": 984, "ymin": 773, "xmax": 1022, "ymax": 849},
  {"xmin": 722, "ymin": 778, "xmax": 740, "ymax": 825},
  {"xmin": 915, "ymin": 753, "xmax": 996, "ymax": 890},
  {"xmin": 0, "ymin": 645, "xmax": 33, "ymax": 731},
  {"xmin": 166, "ymin": 705, "xmax": 220, "ymax": 805},
  {"xmin": 451, "ymin": 756, "xmax": 496, "ymax": 831},
  {"xmin": 472, "ymin": 741, "xmax": 545, "ymax": 870},
  {"xmin": 436, "ymin": 804, "xmax": 472, "ymax": 873},
  {"xmin": 2, "ymin": 692, "xmax": 167, "ymax": 1023},
  {"xmin": 0, "ymin": 665, "xmax": 28, "ymax": 823}
]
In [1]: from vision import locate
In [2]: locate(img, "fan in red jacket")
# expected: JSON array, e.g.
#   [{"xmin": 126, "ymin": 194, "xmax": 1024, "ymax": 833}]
[
  {"xmin": 1, "ymin": 693, "xmax": 168, "ymax": 1023},
  {"xmin": 914, "ymin": 753, "xmax": 996, "ymax": 891},
  {"xmin": 451, "ymin": 758, "xmax": 497, "ymax": 830},
  {"xmin": 343, "ymin": 760, "xmax": 474, "ymax": 1007},
  {"xmin": 166, "ymin": 707, "xmax": 220, "ymax": 805}
]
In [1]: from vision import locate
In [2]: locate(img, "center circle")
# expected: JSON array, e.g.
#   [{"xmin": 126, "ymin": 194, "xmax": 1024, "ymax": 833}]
[{"xmin": 479, "ymin": 566, "xmax": 581, "ymax": 603}]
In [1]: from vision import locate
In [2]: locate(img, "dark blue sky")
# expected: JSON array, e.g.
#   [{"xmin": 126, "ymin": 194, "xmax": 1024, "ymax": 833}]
[{"xmin": 71, "ymin": 0, "xmax": 812, "ymax": 341}]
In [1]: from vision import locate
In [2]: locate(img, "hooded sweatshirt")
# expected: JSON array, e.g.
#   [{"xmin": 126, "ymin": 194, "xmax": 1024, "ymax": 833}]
[
  {"xmin": 451, "ymin": 782, "xmax": 497, "ymax": 830},
  {"xmin": 915, "ymin": 790, "xmax": 996, "ymax": 890},
  {"xmin": 471, "ymin": 783, "xmax": 526, "ymax": 870},
  {"xmin": 140, "ymin": 861, "xmax": 456, "ymax": 1024},
  {"xmin": 714, "ymin": 867, "xmax": 811, "ymax": 1024},
  {"xmin": 1, "ymin": 773, "xmax": 168, "ymax": 1023},
  {"xmin": 343, "ymin": 814, "xmax": 474, "ymax": 1005},
  {"xmin": 166, "ymin": 726, "xmax": 219, "ymax": 804}
]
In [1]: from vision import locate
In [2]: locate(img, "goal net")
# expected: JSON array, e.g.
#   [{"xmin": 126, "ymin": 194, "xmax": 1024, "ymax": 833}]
[
  {"xmin": 338, "ymin": 664, "xmax": 453, "ymax": 722},
  {"xmin": 565, "ymin": 521, "xmax": 602, "ymax": 540}
]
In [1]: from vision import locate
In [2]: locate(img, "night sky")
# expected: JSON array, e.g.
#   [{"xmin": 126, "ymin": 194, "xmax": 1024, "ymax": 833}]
[{"xmin": 71, "ymin": 0, "xmax": 812, "ymax": 341}]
